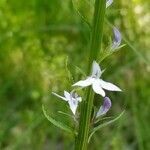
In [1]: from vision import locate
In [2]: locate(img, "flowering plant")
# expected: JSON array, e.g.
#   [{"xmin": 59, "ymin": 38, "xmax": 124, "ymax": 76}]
[{"xmin": 43, "ymin": 0, "xmax": 124, "ymax": 149}]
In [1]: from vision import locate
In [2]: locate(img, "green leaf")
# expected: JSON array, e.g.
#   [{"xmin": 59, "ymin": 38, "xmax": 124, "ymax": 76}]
[
  {"xmin": 88, "ymin": 111, "xmax": 125, "ymax": 143},
  {"xmin": 42, "ymin": 105, "xmax": 76, "ymax": 135},
  {"xmin": 99, "ymin": 44, "xmax": 125, "ymax": 62},
  {"xmin": 72, "ymin": 0, "xmax": 94, "ymax": 27},
  {"xmin": 94, "ymin": 116, "xmax": 113, "ymax": 124},
  {"xmin": 74, "ymin": 65, "xmax": 86, "ymax": 77},
  {"xmin": 58, "ymin": 111, "xmax": 74, "ymax": 119},
  {"xmin": 112, "ymin": 44, "xmax": 126, "ymax": 51}
]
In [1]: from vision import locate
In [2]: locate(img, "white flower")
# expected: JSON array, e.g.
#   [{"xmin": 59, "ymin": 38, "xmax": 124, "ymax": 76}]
[
  {"xmin": 52, "ymin": 91, "xmax": 82, "ymax": 115},
  {"xmin": 106, "ymin": 0, "xmax": 113, "ymax": 8},
  {"xmin": 96, "ymin": 97, "xmax": 112, "ymax": 118},
  {"xmin": 72, "ymin": 61, "xmax": 121, "ymax": 97}
]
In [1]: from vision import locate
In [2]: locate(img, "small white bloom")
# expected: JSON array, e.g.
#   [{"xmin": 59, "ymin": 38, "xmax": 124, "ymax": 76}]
[
  {"xmin": 73, "ymin": 61, "xmax": 121, "ymax": 97},
  {"xmin": 52, "ymin": 91, "xmax": 82, "ymax": 115},
  {"xmin": 106, "ymin": 0, "xmax": 113, "ymax": 8}
]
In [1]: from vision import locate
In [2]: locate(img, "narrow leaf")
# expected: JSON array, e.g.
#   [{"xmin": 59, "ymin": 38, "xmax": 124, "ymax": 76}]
[
  {"xmin": 58, "ymin": 111, "xmax": 74, "ymax": 119},
  {"xmin": 42, "ymin": 105, "xmax": 75, "ymax": 135},
  {"xmin": 94, "ymin": 116, "xmax": 113, "ymax": 124},
  {"xmin": 99, "ymin": 44, "xmax": 125, "ymax": 62},
  {"xmin": 72, "ymin": 0, "xmax": 94, "ymax": 26},
  {"xmin": 74, "ymin": 65, "xmax": 86, "ymax": 77},
  {"xmin": 88, "ymin": 111, "xmax": 125, "ymax": 143}
]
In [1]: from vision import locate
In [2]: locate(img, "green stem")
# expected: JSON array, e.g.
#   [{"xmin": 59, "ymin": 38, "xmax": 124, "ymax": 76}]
[
  {"xmin": 88, "ymin": 0, "xmax": 106, "ymax": 70},
  {"xmin": 75, "ymin": 0, "xmax": 106, "ymax": 150}
]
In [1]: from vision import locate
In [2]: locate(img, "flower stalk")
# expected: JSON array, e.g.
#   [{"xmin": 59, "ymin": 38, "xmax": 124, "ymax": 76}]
[{"xmin": 75, "ymin": 0, "xmax": 106, "ymax": 149}]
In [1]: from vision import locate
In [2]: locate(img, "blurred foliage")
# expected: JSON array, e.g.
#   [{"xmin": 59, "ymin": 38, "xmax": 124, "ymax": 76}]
[{"xmin": 0, "ymin": 0, "xmax": 149, "ymax": 149}]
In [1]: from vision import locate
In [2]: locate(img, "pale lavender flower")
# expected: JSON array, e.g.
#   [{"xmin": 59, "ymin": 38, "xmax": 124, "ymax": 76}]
[
  {"xmin": 52, "ymin": 91, "xmax": 82, "ymax": 115},
  {"xmin": 73, "ymin": 61, "xmax": 121, "ymax": 97},
  {"xmin": 111, "ymin": 27, "xmax": 122, "ymax": 49},
  {"xmin": 106, "ymin": 0, "xmax": 113, "ymax": 8},
  {"xmin": 96, "ymin": 97, "xmax": 112, "ymax": 118}
]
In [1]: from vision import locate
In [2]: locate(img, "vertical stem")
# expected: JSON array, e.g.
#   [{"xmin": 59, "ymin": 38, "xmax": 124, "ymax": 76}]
[
  {"xmin": 75, "ymin": 0, "xmax": 106, "ymax": 150},
  {"xmin": 88, "ymin": 0, "xmax": 106, "ymax": 70}
]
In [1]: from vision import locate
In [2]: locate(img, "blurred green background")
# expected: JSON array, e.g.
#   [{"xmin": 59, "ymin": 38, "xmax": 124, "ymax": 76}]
[{"xmin": 0, "ymin": 0, "xmax": 150, "ymax": 149}]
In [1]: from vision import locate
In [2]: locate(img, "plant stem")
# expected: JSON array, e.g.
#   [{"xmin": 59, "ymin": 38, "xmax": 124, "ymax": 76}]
[
  {"xmin": 75, "ymin": 0, "xmax": 106, "ymax": 149},
  {"xmin": 88, "ymin": 0, "xmax": 106, "ymax": 69}
]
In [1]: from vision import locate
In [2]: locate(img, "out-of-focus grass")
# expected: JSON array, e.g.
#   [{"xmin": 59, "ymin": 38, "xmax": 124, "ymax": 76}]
[{"xmin": 0, "ymin": 0, "xmax": 149, "ymax": 149}]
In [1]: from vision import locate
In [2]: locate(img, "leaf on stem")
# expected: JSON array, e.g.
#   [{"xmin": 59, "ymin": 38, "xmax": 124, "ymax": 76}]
[
  {"xmin": 74, "ymin": 65, "xmax": 86, "ymax": 77},
  {"xmin": 72, "ymin": 0, "xmax": 94, "ymax": 27},
  {"xmin": 88, "ymin": 111, "xmax": 125, "ymax": 143},
  {"xmin": 58, "ymin": 111, "xmax": 74, "ymax": 119},
  {"xmin": 42, "ymin": 105, "xmax": 76, "ymax": 135}
]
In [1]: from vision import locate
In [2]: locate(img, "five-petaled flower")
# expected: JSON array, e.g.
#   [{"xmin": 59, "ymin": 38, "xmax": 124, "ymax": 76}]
[
  {"xmin": 96, "ymin": 97, "xmax": 112, "ymax": 118},
  {"xmin": 52, "ymin": 91, "xmax": 82, "ymax": 115},
  {"xmin": 72, "ymin": 61, "xmax": 121, "ymax": 97}
]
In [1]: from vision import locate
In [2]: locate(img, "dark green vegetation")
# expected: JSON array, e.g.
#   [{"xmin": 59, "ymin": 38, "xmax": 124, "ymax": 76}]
[{"xmin": 0, "ymin": 0, "xmax": 149, "ymax": 149}]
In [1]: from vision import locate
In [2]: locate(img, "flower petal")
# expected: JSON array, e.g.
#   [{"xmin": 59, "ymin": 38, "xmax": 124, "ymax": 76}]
[
  {"xmin": 92, "ymin": 79, "xmax": 105, "ymax": 97},
  {"xmin": 96, "ymin": 97, "xmax": 112, "ymax": 117},
  {"xmin": 91, "ymin": 61, "xmax": 102, "ymax": 78},
  {"xmin": 68, "ymin": 98, "xmax": 78, "ymax": 115},
  {"xmin": 72, "ymin": 77, "xmax": 93, "ymax": 87},
  {"xmin": 99, "ymin": 79, "xmax": 122, "ymax": 91},
  {"xmin": 64, "ymin": 91, "xmax": 71, "ymax": 100},
  {"xmin": 52, "ymin": 92, "xmax": 68, "ymax": 101},
  {"xmin": 106, "ymin": 0, "xmax": 113, "ymax": 8},
  {"xmin": 112, "ymin": 27, "xmax": 122, "ymax": 49}
]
